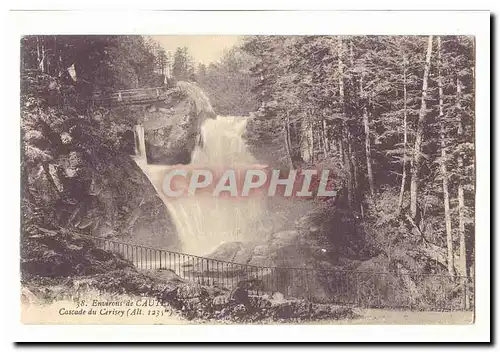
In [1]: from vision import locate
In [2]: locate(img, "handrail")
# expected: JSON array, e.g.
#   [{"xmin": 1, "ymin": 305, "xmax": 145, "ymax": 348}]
[
  {"xmin": 76, "ymin": 234, "xmax": 469, "ymax": 278},
  {"xmin": 90, "ymin": 86, "xmax": 171, "ymax": 106},
  {"xmin": 79, "ymin": 233, "xmax": 474, "ymax": 310},
  {"xmin": 92, "ymin": 86, "xmax": 168, "ymax": 97}
]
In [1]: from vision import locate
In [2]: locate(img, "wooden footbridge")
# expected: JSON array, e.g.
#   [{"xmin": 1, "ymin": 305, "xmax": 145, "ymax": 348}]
[{"xmin": 91, "ymin": 86, "xmax": 171, "ymax": 106}]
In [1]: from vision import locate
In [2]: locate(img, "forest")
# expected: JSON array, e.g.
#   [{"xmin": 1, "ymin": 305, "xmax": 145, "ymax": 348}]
[
  {"xmin": 185, "ymin": 36, "xmax": 475, "ymax": 283},
  {"xmin": 20, "ymin": 35, "xmax": 183, "ymax": 279},
  {"xmin": 20, "ymin": 35, "xmax": 475, "ymax": 292}
]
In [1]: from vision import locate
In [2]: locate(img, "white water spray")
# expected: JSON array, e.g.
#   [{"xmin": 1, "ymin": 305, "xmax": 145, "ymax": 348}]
[{"xmin": 134, "ymin": 116, "xmax": 266, "ymax": 256}]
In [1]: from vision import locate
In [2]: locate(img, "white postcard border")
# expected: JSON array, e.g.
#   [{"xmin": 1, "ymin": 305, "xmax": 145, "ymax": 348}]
[{"xmin": 5, "ymin": 9, "xmax": 491, "ymax": 342}]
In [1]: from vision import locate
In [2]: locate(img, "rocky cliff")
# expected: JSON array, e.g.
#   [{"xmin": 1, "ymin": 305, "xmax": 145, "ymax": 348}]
[
  {"xmin": 21, "ymin": 70, "xmax": 179, "ymax": 252},
  {"xmin": 143, "ymin": 81, "xmax": 216, "ymax": 165}
]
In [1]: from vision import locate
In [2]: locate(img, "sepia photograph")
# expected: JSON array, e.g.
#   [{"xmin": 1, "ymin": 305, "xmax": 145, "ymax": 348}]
[{"xmin": 9, "ymin": 8, "xmax": 490, "ymax": 343}]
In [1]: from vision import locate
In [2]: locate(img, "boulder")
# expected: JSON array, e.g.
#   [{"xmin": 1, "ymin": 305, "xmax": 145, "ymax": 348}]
[
  {"xmin": 206, "ymin": 241, "xmax": 244, "ymax": 262},
  {"xmin": 247, "ymin": 255, "xmax": 274, "ymax": 267},
  {"xmin": 252, "ymin": 245, "xmax": 270, "ymax": 257},
  {"xmin": 143, "ymin": 82, "xmax": 216, "ymax": 165}
]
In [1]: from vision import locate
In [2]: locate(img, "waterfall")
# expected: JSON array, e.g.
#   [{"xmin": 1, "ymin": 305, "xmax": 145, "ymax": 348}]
[
  {"xmin": 171, "ymin": 116, "xmax": 266, "ymax": 255},
  {"xmin": 133, "ymin": 115, "xmax": 267, "ymax": 256},
  {"xmin": 134, "ymin": 124, "xmax": 147, "ymax": 160}
]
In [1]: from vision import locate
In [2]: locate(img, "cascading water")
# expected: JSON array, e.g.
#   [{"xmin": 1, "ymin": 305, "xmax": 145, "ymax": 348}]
[
  {"xmin": 174, "ymin": 116, "xmax": 266, "ymax": 254},
  {"xmin": 134, "ymin": 115, "xmax": 267, "ymax": 256}
]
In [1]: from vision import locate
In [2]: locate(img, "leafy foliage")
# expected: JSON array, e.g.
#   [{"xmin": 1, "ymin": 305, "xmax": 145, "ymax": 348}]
[
  {"xmin": 238, "ymin": 35, "xmax": 475, "ymax": 277},
  {"xmin": 21, "ymin": 36, "xmax": 179, "ymax": 253},
  {"xmin": 197, "ymin": 47, "xmax": 259, "ymax": 115}
]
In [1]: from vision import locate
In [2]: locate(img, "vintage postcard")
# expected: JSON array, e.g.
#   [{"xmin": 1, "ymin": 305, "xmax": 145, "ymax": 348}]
[{"xmin": 11, "ymin": 10, "xmax": 490, "ymax": 343}]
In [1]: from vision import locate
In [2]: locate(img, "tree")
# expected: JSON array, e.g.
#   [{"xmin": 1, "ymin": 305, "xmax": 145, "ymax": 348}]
[
  {"xmin": 172, "ymin": 46, "xmax": 195, "ymax": 82},
  {"xmin": 240, "ymin": 34, "xmax": 475, "ymax": 280},
  {"xmin": 397, "ymin": 43, "xmax": 410, "ymax": 212},
  {"xmin": 20, "ymin": 35, "xmax": 163, "ymax": 232},
  {"xmin": 436, "ymin": 36, "xmax": 455, "ymax": 276},
  {"xmin": 197, "ymin": 47, "xmax": 259, "ymax": 115},
  {"xmin": 409, "ymin": 36, "xmax": 434, "ymax": 220},
  {"xmin": 337, "ymin": 37, "xmax": 354, "ymax": 208}
]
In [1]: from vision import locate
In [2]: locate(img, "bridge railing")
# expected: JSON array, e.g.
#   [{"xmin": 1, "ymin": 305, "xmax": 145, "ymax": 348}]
[
  {"xmin": 81, "ymin": 234, "xmax": 474, "ymax": 311},
  {"xmin": 91, "ymin": 86, "xmax": 169, "ymax": 105}
]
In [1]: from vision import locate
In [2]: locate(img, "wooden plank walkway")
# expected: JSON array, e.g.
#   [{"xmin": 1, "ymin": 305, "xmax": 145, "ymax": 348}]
[{"xmin": 92, "ymin": 86, "xmax": 170, "ymax": 106}]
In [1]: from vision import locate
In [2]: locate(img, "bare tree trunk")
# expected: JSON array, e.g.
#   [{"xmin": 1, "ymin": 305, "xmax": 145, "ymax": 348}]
[
  {"xmin": 37, "ymin": 36, "xmax": 46, "ymax": 73},
  {"xmin": 457, "ymin": 75, "xmax": 470, "ymax": 308},
  {"xmin": 316, "ymin": 122, "xmax": 322, "ymax": 154},
  {"xmin": 300, "ymin": 118, "xmax": 314, "ymax": 163},
  {"xmin": 349, "ymin": 132, "xmax": 358, "ymax": 193},
  {"xmin": 337, "ymin": 36, "xmax": 346, "ymax": 113},
  {"xmin": 46, "ymin": 37, "xmax": 50, "ymax": 75},
  {"xmin": 337, "ymin": 36, "xmax": 353, "ymax": 208},
  {"xmin": 309, "ymin": 118, "xmax": 315, "ymax": 163},
  {"xmin": 53, "ymin": 35, "xmax": 57, "ymax": 76},
  {"xmin": 464, "ymin": 54, "xmax": 476, "ymax": 309},
  {"xmin": 338, "ymin": 138, "xmax": 344, "ymax": 164},
  {"xmin": 347, "ymin": 37, "xmax": 361, "ymax": 201},
  {"xmin": 456, "ymin": 77, "xmax": 467, "ymax": 277},
  {"xmin": 437, "ymin": 37, "xmax": 455, "ymax": 276},
  {"xmin": 361, "ymin": 75, "xmax": 374, "ymax": 197},
  {"xmin": 342, "ymin": 133, "xmax": 353, "ymax": 208},
  {"xmin": 322, "ymin": 119, "xmax": 329, "ymax": 155},
  {"xmin": 398, "ymin": 53, "xmax": 409, "ymax": 212},
  {"xmin": 410, "ymin": 35, "xmax": 433, "ymax": 219},
  {"xmin": 36, "ymin": 36, "xmax": 41, "ymax": 66},
  {"xmin": 284, "ymin": 114, "xmax": 294, "ymax": 169}
]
